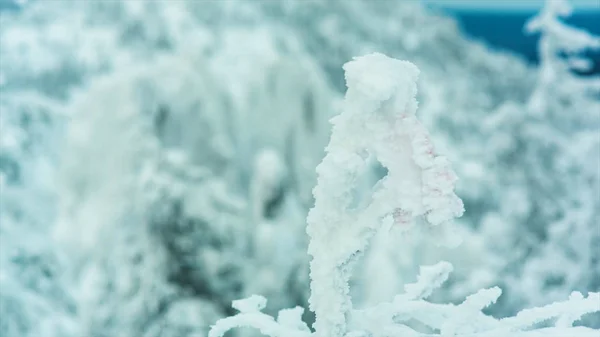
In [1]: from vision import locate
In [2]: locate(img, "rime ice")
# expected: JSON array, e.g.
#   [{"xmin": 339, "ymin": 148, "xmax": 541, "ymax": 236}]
[{"xmin": 307, "ymin": 53, "xmax": 463, "ymax": 337}]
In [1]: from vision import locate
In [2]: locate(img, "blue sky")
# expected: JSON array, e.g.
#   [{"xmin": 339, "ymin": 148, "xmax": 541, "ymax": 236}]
[{"xmin": 422, "ymin": 0, "xmax": 600, "ymax": 11}]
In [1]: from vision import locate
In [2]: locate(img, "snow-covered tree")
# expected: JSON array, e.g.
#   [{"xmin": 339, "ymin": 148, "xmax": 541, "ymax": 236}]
[{"xmin": 473, "ymin": 0, "xmax": 600, "ymax": 317}]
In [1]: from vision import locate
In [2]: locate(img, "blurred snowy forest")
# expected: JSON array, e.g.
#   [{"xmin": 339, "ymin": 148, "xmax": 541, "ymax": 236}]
[{"xmin": 0, "ymin": 0, "xmax": 598, "ymax": 336}]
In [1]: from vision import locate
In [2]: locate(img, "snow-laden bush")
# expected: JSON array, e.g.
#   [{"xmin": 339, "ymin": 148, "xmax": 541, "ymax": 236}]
[{"xmin": 209, "ymin": 53, "xmax": 600, "ymax": 337}]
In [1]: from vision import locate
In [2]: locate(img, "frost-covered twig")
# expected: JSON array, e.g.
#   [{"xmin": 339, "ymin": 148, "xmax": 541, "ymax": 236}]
[
  {"xmin": 306, "ymin": 52, "xmax": 463, "ymax": 337},
  {"xmin": 208, "ymin": 295, "xmax": 310, "ymax": 337},
  {"xmin": 350, "ymin": 283, "xmax": 599, "ymax": 337}
]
